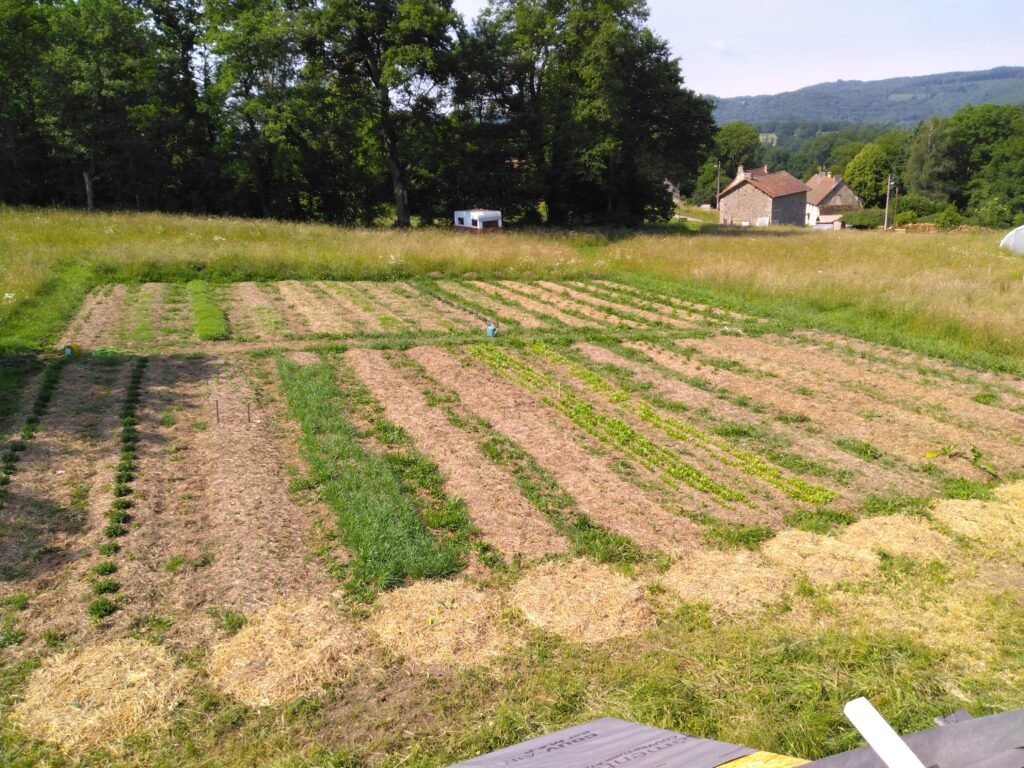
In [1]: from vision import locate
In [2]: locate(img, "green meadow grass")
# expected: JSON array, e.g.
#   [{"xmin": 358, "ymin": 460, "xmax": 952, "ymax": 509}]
[
  {"xmin": 276, "ymin": 355, "xmax": 467, "ymax": 597},
  {"xmin": 185, "ymin": 280, "xmax": 230, "ymax": 341}
]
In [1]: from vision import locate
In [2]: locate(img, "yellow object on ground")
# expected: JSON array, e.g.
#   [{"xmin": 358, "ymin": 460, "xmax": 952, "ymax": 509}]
[
  {"xmin": 62, "ymin": 342, "xmax": 81, "ymax": 358},
  {"xmin": 722, "ymin": 751, "xmax": 810, "ymax": 768}
]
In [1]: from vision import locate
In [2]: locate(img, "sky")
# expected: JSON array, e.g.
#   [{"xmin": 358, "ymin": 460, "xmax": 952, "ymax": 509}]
[{"xmin": 451, "ymin": 0, "xmax": 1024, "ymax": 98}]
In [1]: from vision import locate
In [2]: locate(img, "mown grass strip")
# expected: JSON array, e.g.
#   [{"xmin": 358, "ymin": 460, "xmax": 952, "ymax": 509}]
[
  {"xmin": 277, "ymin": 356, "xmax": 465, "ymax": 598},
  {"xmin": 186, "ymin": 280, "xmax": 230, "ymax": 340}
]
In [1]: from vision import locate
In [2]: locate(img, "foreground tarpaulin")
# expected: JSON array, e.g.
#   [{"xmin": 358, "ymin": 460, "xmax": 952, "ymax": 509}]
[
  {"xmin": 803, "ymin": 709, "xmax": 1024, "ymax": 768},
  {"xmin": 447, "ymin": 717, "xmax": 755, "ymax": 768}
]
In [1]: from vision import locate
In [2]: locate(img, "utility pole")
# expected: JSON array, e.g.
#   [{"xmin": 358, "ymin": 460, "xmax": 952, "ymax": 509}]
[
  {"xmin": 715, "ymin": 159, "xmax": 721, "ymax": 209},
  {"xmin": 883, "ymin": 173, "xmax": 893, "ymax": 231}
]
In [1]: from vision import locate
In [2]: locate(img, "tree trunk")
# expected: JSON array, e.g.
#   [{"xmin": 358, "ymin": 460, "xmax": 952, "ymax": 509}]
[
  {"xmin": 82, "ymin": 168, "xmax": 94, "ymax": 211},
  {"xmin": 379, "ymin": 107, "xmax": 409, "ymax": 227}
]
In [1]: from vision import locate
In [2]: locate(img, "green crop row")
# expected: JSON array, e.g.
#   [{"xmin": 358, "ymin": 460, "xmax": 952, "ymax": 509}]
[
  {"xmin": 469, "ymin": 344, "xmax": 746, "ymax": 503},
  {"xmin": 529, "ymin": 344, "xmax": 838, "ymax": 505},
  {"xmin": 186, "ymin": 280, "xmax": 230, "ymax": 341},
  {"xmin": 88, "ymin": 356, "xmax": 148, "ymax": 620},
  {"xmin": 0, "ymin": 359, "xmax": 66, "ymax": 506}
]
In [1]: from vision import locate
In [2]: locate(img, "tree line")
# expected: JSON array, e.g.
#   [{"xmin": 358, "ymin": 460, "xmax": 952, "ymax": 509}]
[
  {"xmin": 0, "ymin": 0, "xmax": 716, "ymax": 227},
  {"xmin": 689, "ymin": 105, "xmax": 1024, "ymax": 228}
]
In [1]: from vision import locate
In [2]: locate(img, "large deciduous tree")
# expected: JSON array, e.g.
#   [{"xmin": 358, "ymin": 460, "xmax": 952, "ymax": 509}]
[
  {"xmin": 313, "ymin": 0, "xmax": 460, "ymax": 227},
  {"xmin": 39, "ymin": 0, "xmax": 159, "ymax": 209},
  {"xmin": 470, "ymin": 0, "xmax": 713, "ymax": 226},
  {"xmin": 844, "ymin": 143, "xmax": 890, "ymax": 207}
]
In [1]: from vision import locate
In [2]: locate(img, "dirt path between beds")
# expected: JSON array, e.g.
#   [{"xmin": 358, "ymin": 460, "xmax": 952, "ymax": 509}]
[{"xmin": 346, "ymin": 348, "xmax": 567, "ymax": 560}]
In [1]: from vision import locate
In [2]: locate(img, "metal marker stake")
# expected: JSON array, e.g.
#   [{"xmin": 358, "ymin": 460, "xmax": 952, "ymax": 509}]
[{"xmin": 215, "ymin": 400, "xmax": 219, "ymax": 424}]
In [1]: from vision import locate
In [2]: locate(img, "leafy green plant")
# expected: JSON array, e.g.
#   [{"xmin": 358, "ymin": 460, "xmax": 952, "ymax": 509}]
[
  {"xmin": 93, "ymin": 561, "xmax": 118, "ymax": 576},
  {"xmin": 88, "ymin": 597, "xmax": 118, "ymax": 619}
]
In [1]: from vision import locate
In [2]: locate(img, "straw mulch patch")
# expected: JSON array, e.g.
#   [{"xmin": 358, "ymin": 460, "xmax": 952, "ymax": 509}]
[
  {"xmin": 660, "ymin": 549, "xmax": 793, "ymax": 615},
  {"xmin": 369, "ymin": 579, "xmax": 514, "ymax": 667},
  {"xmin": 841, "ymin": 515, "xmax": 954, "ymax": 561},
  {"xmin": 762, "ymin": 530, "xmax": 879, "ymax": 586},
  {"xmin": 208, "ymin": 601, "xmax": 363, "ymax": 708},
  {"xmin": 12, "ymin": 638, "xmax": 190, "ymax": 756},
  {"xmin": 511, "ymin": 559, "xmax": 655, "ymax": 644},
  {"xmin": 932, "ymin": 481, "xmax": 1024, "ymax": 561}
]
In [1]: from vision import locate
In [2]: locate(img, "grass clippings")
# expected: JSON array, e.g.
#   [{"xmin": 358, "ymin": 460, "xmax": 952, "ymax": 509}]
[
  {"xmin": 841, "ymin": 515, "xmax": 954, "ymax": 561},
  {"xmin": 660, "ymin": 549, "xmax": 793, "ymax": 615},
  {"xmin": 369, "ymin": 579, "xmax": 513, "ymax": 667},
  {"xmin": 510, "ymin": 559, "xmax": 655, "ymax": 644},
  {"xmin": 761, "ymin": 530, "xmax": 879, "ymax": 586},
  {"xmin": 208, "ymin": 601, "xmax": 362, "ymax": 708},
  {"xmin": 11, "ymin": 638, "xmax": 190, "ymax": 755},
  {"xmin": 931, "ymin": 480, "xmax": 1024, "ymax": 561}
]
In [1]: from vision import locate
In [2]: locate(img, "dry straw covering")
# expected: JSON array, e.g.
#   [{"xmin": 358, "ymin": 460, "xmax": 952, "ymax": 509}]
[
  {"xmin": 841, "ymin": 515, "xmax": 953, "ymax": 560},
  {"xmin": 12, "ymin": 638, "xmax": 190, "ymax": 755},
  {"xmin": 932, "ymin": 481, "xmax": 1024, "ymax": 561},
  {"xmin": 661, "ymin": 549, "xmax": 792, "ymax": 615},
  {"xmin": 369, "ymin": 579, "xmax": 512, "ymax": 667},
  {"xmin": 761, "ymin": 530, "xmax": 879, "ymax": 586},
  {"xmin": 208, "ymin": 601, "xmax": 362, "ymax": 707},
  {"xmin": 511, "ymin": 559, "xmax": 655, "ymax": 644}
]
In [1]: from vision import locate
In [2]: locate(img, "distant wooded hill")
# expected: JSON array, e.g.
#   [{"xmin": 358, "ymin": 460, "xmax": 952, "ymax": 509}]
[{"xmin": 714, "ymin": 67, "xmax": 1024, "ymax": 125}]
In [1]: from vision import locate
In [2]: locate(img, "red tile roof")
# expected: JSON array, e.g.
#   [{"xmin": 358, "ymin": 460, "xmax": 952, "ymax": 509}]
[
  {"xmin": 807, "ymin": 174, "xmax": 841, "ymax": 205},
  {"xmin": 721, "ymin": 170, "xmax": 808, "ymax": 200}
]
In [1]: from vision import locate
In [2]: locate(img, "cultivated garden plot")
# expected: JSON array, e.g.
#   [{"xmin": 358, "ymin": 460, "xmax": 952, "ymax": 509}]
[{"xmin": 2, "ymin": 277, "xmax": 1024, "ymax": 764}]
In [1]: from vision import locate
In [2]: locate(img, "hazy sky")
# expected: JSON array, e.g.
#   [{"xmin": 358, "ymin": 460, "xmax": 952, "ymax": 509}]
[{"xmin": 451, "ymin": 0, "xmax": 1024, "ymax": 98}]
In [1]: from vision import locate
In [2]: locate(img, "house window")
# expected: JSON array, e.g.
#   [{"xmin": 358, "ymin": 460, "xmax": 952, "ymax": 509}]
[
  {"xmin": 471, "ymin": 219, "xmax": 478, "ymax": 227},
  {"xmin": 457, "ymin": 217, "xmax": 464, "ymax": 225}
]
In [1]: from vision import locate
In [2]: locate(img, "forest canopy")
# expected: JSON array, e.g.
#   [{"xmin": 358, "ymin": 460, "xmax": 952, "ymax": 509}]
[{"xmin": 0, "ymin": 0, "xmax": 715, "ymax": 227}]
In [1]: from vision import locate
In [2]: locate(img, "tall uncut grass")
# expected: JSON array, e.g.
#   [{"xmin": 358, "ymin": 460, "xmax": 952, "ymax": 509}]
[
  {"xmin": 3, "ymin": 206, "xmax": 1024, "ymax": 369},
  {"xmin": 604, "ymin": 226, "xmax": 1024, "ymax": 368}
]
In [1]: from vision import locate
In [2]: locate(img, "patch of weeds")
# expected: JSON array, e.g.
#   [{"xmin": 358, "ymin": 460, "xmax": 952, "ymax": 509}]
[
  {"xmin": 159, "ymin": 409, "xmax": 177, "ymax": 427},
  {"xmin": 710, "ymin": 421, "xmax": 764, "ymax": 439},
  {"xmin": 92, "ymin": 578, "xmax": 120, "ymax": 595},
  {"xmin": 88, "ymin": 597, "xmax": 118, "ymax": 619},
  {"xmin": 130, "ymin": 614, "xmax": 174, "ymax": 643},
  {"xmin": 98, "ymin": 541, "xmax": 120, "ymax": 556},
  {"xmin": 777, "ymin": 411, "xmax": 812, "ymax": 425},
  {"xmin": 1, "ymin": 593, "xmax": 29, "ymax": 612},
  {"xmin": 164, "ymin": 555, "xmax": 187, "ymax": 573},
  {"xmin": 861, "ymin": 494, "xmax": 931, "ymax": 517},
  {"xmin": 192, "ymin": 420, "xmax": 208, "ymax": 431},
  {"xmin": 702, "ymin": 520, "xmax": 775, "ymax": 550},
  {"xmin": 42, "ymin": 628, "xmax": 68, "ymax": 649},
  {"xmin": 193, "ymin": 551, "xmax": 214, "ymax": 569},
  {"xmin": 93, "ymin": 561, "xmax": 118, "ymax": 576},
  {"xmin": 208, "ymin": 608, "xmax": 247, "ymax": 635},
  {"xmin": 784, "ymin": 506, "xmax": 855, "ymax": 534},
  {"xmin": 700, "ymin": 356, "xmax": 753, "ymax": 375},
  {"xmin": 972, "ymin": 391, "xmax": 999, "ymax": 406},
  {"xmin": 833, "ymin": 437, "xmax": 885, "ymax": 463},
  {"xmin": 878, "ymin": 552, "xmax": 950, "ymax": 584},
  {"xmin": 941, "ymin": 477, "xmax": 994, "ymax": 501}
]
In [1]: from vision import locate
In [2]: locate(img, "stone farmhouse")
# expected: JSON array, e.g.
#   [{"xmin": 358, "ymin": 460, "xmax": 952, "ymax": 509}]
[
  {"xmin": 717, "ymin": 165, "xmax": 808, "ymax": 227},
  {"xmin": 805, "ymin": 171, "xmax": 862, "ymax": 228}
]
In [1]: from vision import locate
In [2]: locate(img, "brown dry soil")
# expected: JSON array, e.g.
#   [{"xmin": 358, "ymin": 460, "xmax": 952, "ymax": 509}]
[
  {"xmin": 409, "ymin": 345, "xmax": 703, "ymax": 554},
  {"xmin": 346, "ymin": 348, "xmax": 567, "ymax": 559}
]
